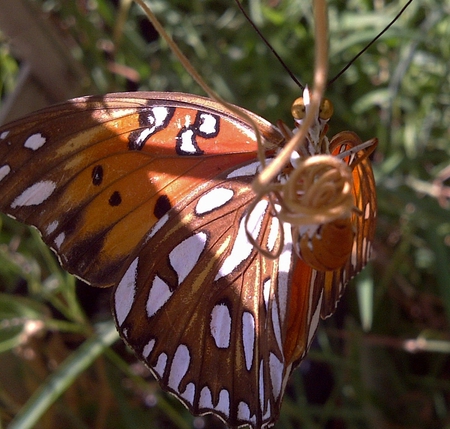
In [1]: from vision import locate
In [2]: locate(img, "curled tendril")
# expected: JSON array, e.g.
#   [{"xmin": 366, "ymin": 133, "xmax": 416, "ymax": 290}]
[
  {"xmin": 277, "ymin": 155, "xmax": 354, "ymax": 226},
  {"xmin": 245, "ymin": 154, "xmax": 355, "ymax": 260}
]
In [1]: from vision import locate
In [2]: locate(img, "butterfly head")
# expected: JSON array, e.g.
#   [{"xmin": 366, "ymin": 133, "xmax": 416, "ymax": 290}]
[{"xmin": 291, "ymin": 86, "xmax": 334, "ymax": 156}]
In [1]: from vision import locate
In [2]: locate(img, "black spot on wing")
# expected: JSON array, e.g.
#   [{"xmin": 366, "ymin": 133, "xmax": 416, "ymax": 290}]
[
  {"xmin": 154, "ymin": 195, "xmax": 172, "ymax": 219},
  {"xmin": 109, "ymin": 191, "xmax": 122, "ymax": 207}
]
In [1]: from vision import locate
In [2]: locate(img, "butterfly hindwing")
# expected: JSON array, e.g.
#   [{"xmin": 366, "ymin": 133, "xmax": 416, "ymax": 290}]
[{"xmin": 112, "ymin": 159, "xmax": 300, "ymax": 428}]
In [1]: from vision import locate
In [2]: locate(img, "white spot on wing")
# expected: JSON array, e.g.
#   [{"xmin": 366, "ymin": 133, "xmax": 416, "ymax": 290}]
[
  {"xmin": 154, "ymin": 352, "xmax": 168, "ymax": 378},
  {"xmin": 242, "ymin": 311, "xmax": 255, "ymax": 371},
  {"xmin": 180, "ymin": 383, "xmax": 195, "ymax": 405},
  {"xmin": 276, "ymin": 224, "xmax": 294, "ymax": 325},
  {"xmin": 152, "ymin": 106, "xmax": 170, "ymax": 126},
  {"xmin": 11, "ymin": 180, "xmax": 56, "ymax": 208},
  {"xmin": 263, "ymin": 279, "xmax": 271, "ymax": 312},
  {"xmin": 271, "ymin": 298, "xmax": 283, "ymax": 353},
  {"xmin": 364, "ymin": 202, "xmax": 371, "ymax": 219},
  {"xmin": 179, "ymin": 129, "xmax": 196, "ymax": 154},
  {"xmin": 46, "ymin": 220, "xmax": 59, "ymax": 235},
  {"xmin": 115, "ymin": 257, "xmax": 139, "ymax": 326},
  {"xmin": 54, "ymin": 232, "xmax": 65, "ymax": 249},
  {"xmin": 147, "ymin": 212, "xmax": 169, "ymax": 241},
  {"xmin": 237, "ymin": 401, "xmax": 255, "ymax": 425},
  {"xmin": 215, "ymin": 200, "xmax": 268, "ymax": 280},
  {"xmin": 210, "ymin": 303, "xmax": 231, "ymax": 348},
  {"xmin": 199, "ymin": 386, "xmax": 213, "ymax": 408},
  {"xmin": 146, "ymin": 275, "xmax": 173, "ymax": 318},
  {"xmin": 196, "ymin": 187, "xmax": 234, "ymax": 215},
  {"xmin": 226, "ymin": 161, "xmax": 260, "ymax": 179},
  {"xmin": 133, "ymin": 128, "xmax": 152, "ymax": 147},
  {"xmin": 216, "ymin": 389, "xmax": 230, "ymax": 417},
  {"xmin": 269, "ymin": 352, "xmax": 283, "ymax": 400},
  {"xmin": 169, "ymin": 232, "xmax": 207, "ymax": 284},
  {"xmin": 134, "ymin": 106, "xmax": 170, "ymax": 147},
  {"xmin": 0, "ymin": 164, "xmax": 11, "ymax": 181},
  {"xmin": 0, "ymin": 131, "xmax": 10, "ymax": 139},
  {"xmin": 259, "ymin": 360, "xmax": 265, "ymax": 409},
  {"xmin": 168, "ymin": 344, "xmax": 190, "ymax": 392},
  {"xmin": 142, "ymin": 339, "xmax": 155, "ymax": 358},
  {"xmin": 307, "ymin": 291, "xmax": 323, "ymax": 350},
  {"xmin": 198, "ymin": 113, "xmax": 217, "ymax": 135},
  {"xmin": 24, "ymin": 133, "xmax": 46, "ymax": 150},
  {"xmin": 266, "ymin": 216, "xmax": 280, "ymax": 252}
]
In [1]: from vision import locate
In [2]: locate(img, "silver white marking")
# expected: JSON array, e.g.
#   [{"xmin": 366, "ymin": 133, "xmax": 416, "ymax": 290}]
[
  {"xmin": 199, "ymin": 386, "xmax": 213, "ymax": 408},
  {"xmin": 114, "ymin": 257, "xmax": 139, "ymax": 326},
  {"xmin": 169, "ymin": 232, "xmax": 207, "ymax": 284},
  {"xmin": 362, "ymin": 236, "xmax": 368, "ymax": 262},
  {"xmin": 11, "ymin": 180, "xmax": 57, "ymax": 208},
  {"xmin": 277, "ymin": 224, "xmax": 293, "ymax": 326},
  {"xmin": 134, "ymin": 107, "xmax": 170, "ymax": 147},
  {"xmin": 198, "ymin": 113, "xmax": 218, "ymax": 135},
  {"xmin": 179, "ymin": 129, "xmax": 197, "ymax": 154},
  {"xmin": 133, "ymin": 128, "xmax": 152, "ymax": 147},
  {"xmin": 237, "ymin": 401, "xmax": 255, "ymax": 425},
  {"xmin": 142, "ymin": 339, "xmax": 155, "ymax": 358},
  {"xmin": 364, "ymin": 202, "xmax": 371, "ymax": 220},
  {"xmin": 215, "ymin": 200, "xmax": 268, "ymax": 280},
  {"xmin": 154, "ymin": 352, "xmax": 168, "ymax": 378},
  {"xmin": 46, "ymin": 220, "xmax": 59, "ymax": 235},
  {"xmin": 259, "ymin": 360, "xmax": 265, "ymax": 409},
  {"xmin": 242, "ymin": 311, "xmax": 255, "ymax": 371},
  {"xmin": 226, "ymin": 161, "xmax": 260, "ymax": 179},
  {"xmin": 0, "ymin": 131, "xmax": 10, "ymax": 139},
  {"xmin": 307, "ymin": 291, "xmax": 323, "ymax": 349},
  {"xmin": 24, "ymin": 133, "xmax": 46, "ymax": 150},
  {"xmin": 266, "ymin": 216, "xmax": 280, "ymax": 252},
  {"xmin": 147, "ymin": 212, "xmax": 169, "ymax": 241},
  {"xmin": 0, "ymin": 164, "xmax": 10, "ymax": 181},
  {"xmin": 269, "ymin": 353, "xmax": 283, "ymax": 400},
  {"xmin": 263, "ymin": 279, "xmax": 271, "ymax": 312},
  {"xmin": 196, "ymin": 187, "xmax": 234, "ymax": 215},
  {"xmin": 272, "ymin": 298, "xmax": 283, "ymax": 353},
  {"xmin": 169, "ymin": 344, "xmax": 190, "ymax": 392},
  {"xmin": 146, "ymin": 275, "xmax": 173, "ymax": 318},
  {"xmin": 152, "ymin": 106, "xmax": 170, "ymax": 126},
  {"xmin": 180, "ymin": 382, "xmax": 195, "ymax": 405},
  {"xmin": 210, "ymin": 303, "xmax": 232, "ymax": 349},
  {"xmin": 216, "ymin": 389, "xmax": 230, "ymax": 416},
  {"xmin": 54, "ymin": 232, "xmax": 65, "ymax": 249}
]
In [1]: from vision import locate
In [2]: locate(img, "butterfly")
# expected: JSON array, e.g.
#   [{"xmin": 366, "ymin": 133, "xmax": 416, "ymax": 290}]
[
  {"xmin": 0, "ymin": 0, "xmax": 378, "ymax": 427},
  {"xmin": 0, "ymin": 87, "xmax": 376, "ymax": 428}
]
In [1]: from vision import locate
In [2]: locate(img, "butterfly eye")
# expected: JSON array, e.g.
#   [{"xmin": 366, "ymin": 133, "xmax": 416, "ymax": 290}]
[
  {"xmin": 319, "ymin": 98, "xmax": 334, "ymax": 120},
  {"xmin": 291, "ymin": 97, "xmax": 306, "ymax": 120}
]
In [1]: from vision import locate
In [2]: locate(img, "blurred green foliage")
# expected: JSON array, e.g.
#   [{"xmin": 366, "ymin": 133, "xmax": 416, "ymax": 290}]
[{"xmin": 1, "ymin": 0, "xmax": 450, "ymax": 428}]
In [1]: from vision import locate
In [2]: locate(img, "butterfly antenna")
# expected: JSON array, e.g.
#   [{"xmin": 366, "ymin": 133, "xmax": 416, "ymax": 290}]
[
  {"xmin": 328, "ymin": 0, "xmax": 414, "ymax": 86},
  {"xmin": 234, "ymin": 0, "xmax": 304, "ymax": 90}
]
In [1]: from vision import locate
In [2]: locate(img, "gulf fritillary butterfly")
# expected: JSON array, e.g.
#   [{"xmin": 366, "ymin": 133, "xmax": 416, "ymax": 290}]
[{"xmin": 0, "ymin": 1, "xmax": 378, "ymax": 428}]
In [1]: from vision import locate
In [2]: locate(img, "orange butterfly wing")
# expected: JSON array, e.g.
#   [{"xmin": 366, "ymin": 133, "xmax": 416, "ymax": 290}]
[
  {"xmin": 0, "ymin": 92, "xmax": 376, "ymax": 428},
  {"xmin": 0, "ymin": 92, "xmax": 282, "ymax": 287}
]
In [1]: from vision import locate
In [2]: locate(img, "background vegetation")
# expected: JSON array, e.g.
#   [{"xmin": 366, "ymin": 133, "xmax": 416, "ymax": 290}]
[{"xmin": 1, "ymin": 0, "xmax": 450, "ymax": 428}]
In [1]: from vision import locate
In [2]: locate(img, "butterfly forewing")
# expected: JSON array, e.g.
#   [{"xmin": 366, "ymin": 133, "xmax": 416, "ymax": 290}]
[{"xmin": 0, "ymin": 92, "xmax": 282, "ymax": 287}]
